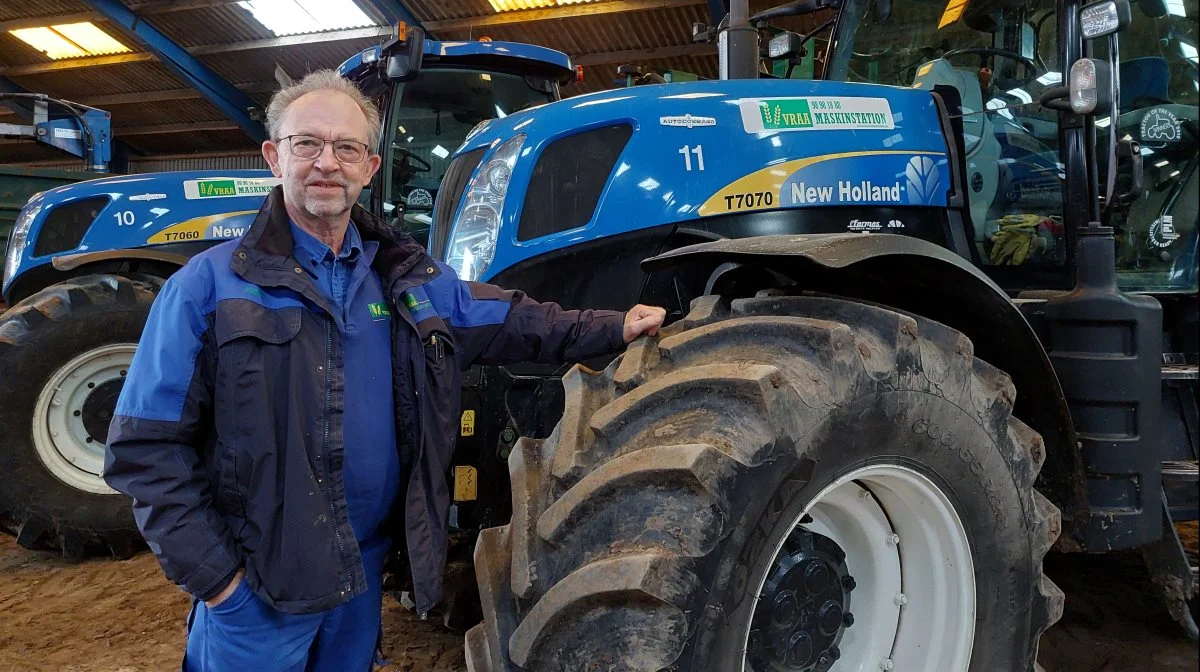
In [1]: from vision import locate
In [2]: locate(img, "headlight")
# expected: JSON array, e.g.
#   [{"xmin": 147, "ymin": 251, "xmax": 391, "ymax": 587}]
[
  {"xmin": 3, "ymin": 195, "xmax": 43, "ymax": 292},
  {"xmin": 445, "ymin": 134, "xmax": 525, "ymax": 281}
]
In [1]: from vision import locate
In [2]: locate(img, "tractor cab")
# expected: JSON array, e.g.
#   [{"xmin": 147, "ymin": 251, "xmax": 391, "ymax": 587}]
[
  {"xmin": 341, "ymin": 30, "xmax": 574, "ymax": 247},
  {"xmin": 826, "ymin": 0, "xmax": 1198, "ymax": 293}
]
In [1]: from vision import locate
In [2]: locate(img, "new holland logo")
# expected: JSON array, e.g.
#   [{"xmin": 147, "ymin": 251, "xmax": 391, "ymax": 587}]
[{"xmin": 659, "ymin": 114, "xmax": 717, "ymax": 129}]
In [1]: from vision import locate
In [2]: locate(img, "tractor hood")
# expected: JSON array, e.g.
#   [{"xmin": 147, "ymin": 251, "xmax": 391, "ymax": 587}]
[
  {"xmin": 440, "ymin": 79, "xmax": 956, "ymax": 281},
  {"xmin": 4, "ymin": 170, "xmax": 274, "ymax": 299}
]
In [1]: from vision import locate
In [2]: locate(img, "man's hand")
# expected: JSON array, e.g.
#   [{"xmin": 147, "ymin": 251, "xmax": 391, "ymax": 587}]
[
  {"xmin": 623, "ymin": 305, "xmax": 667, "ymax": 343},
  {"xmin": 204, "ymin": 569, "xmax": 244, "ymax": 608}
]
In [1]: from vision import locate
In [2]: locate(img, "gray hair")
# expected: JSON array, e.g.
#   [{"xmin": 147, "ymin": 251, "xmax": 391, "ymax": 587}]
[{"xmin": 265, "ymin": 69, "xmax": 382, "ymax": 150}]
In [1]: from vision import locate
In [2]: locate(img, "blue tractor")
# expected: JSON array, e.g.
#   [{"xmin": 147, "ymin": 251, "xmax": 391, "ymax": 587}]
[
  {"xmin": 0, "ymin": 29, "xmax": 574, "ymax": 558},
  {"xmin": 437, "ymin": 0, "xmax": 1196, "ymax": 669}
]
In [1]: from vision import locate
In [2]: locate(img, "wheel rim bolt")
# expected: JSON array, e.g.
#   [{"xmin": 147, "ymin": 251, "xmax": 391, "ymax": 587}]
[
  {"xmin": 885, "ymin": 533, "xmax": 900, "ymax": 546},
  {"xmin": 880, "ymin": 659, "xmax": 895, "ymax": 670},
  {"xmin": 842, "ymin": 576, "xmax": 856, "ymax": 591},
  {"xmin": 842, "ymin": 612, "xmax": 855, "ymax": 627},
  {"xmin": 859, "ymin": 490, "xmax": 872, "ymax": 501},
  {"xmin": 828, "ymin": 646, "xmax": 841, "ymax": 661},
  {"xmin": 894, "ymin": 592, "xmax": 908, "ymax": 606}
]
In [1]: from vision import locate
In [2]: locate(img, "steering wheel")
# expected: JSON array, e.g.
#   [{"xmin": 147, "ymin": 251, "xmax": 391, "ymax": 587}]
[
  {"xmin": 941, "ymin": 47, "xmax": 1041, "ymax": 83},
  {"xmin": 392, "ymin": 147, "xmax": 431, "ymax": 174}
]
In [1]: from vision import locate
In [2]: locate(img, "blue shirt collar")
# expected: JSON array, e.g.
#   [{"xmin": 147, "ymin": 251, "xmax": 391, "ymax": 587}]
[{"xmin": 290, "ymin": 219, "xmax": 363, "ymax": 268}]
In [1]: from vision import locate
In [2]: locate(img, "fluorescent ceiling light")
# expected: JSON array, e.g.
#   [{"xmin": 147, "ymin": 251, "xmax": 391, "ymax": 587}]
[
  {"xmin": 238, "ymin": 0, "xmax": 374, "ymax": 36},
  {"xmin": 10, "ymin": 22, "xmax": 130, "ymax": 60},
  {"xmin": 488, "ymin": 0, "xmax": 599, "ymax": 12}
]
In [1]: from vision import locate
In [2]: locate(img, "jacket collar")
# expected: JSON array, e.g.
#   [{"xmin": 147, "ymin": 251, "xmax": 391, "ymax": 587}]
[{"xmin": 232, "ymin": 186, "xmax": 440, "ymax": 303}]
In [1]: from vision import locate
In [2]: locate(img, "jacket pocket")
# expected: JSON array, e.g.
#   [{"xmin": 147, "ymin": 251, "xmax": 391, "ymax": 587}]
[
  {"xmin": 215, "ymin": 301, "xmax": 303, "ymax": 346},
  {"xmin": 212, "ymin": 300, "xmax": 305, "ymax": 519}
]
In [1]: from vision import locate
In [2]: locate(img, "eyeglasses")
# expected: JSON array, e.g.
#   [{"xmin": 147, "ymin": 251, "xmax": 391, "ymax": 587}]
[{"xmin": 278, "ymin": 134, "xmax": 371, "ymax": 163}]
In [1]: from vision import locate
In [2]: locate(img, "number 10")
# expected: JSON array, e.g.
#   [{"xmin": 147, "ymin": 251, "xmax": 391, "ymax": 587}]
[{"xmin": 679, "ymin": 144, "xmax": 705, "ymax": 171}]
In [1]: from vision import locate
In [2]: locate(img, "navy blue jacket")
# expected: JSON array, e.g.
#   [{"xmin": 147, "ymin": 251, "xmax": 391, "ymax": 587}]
[{"xmin": 104, "ymin": 187, "xmax": 626, "ymax": 615}]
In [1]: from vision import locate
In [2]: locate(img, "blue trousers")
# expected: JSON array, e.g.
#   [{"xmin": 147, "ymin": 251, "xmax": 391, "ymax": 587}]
[{"xmin": 183, "ymin": 559, "xmax": 384, "ymax": 672}]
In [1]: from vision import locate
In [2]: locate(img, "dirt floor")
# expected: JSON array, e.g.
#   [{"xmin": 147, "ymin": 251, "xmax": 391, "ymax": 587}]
[
  {"xmin": 0, "ymin": 535, "xmax": 463, "ymax": 671},
  {"xmin": 1, "ymin": 531, "xmax": 1197, "ymax": 672}
]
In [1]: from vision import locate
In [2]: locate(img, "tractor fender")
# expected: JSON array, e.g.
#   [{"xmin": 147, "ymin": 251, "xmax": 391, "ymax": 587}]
[
  {"xmin": 643, "ymin": 233, "xmax": 1089, "ymax": 538},
  {"xmin": 51, "ymin": 248, "xmax": 192, "ymax": 272}
]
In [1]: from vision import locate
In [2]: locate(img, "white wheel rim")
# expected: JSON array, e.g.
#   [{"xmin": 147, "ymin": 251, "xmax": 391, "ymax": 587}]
[
  {"xmin": 32, "ymin": 344, "xmax": 136, "ymax": 495},
  {"xmin": 744, "ymin": 464, "xmax": 976, "ymax": 672}
]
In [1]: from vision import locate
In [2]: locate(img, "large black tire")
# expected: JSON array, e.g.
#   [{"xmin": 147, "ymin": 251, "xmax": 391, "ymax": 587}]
[
  {"xmin": 467, "ymin": 294, "xmax": 1064, "ymax": 671},
  {"xmin": 0, "ymin": 274, "xmax": 160, "ymax": 558}
]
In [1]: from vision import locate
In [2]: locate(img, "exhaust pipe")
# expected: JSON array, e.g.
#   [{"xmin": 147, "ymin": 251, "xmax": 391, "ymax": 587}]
[{"xmin": 719, "ymin": 0, "xmax": 759, "ymax": 80}]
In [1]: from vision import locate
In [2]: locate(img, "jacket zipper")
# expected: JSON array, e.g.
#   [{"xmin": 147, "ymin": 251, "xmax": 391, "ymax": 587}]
[
  {"xmin": 392, "ymin": 293, "xmax": 431, "ymax": 620},
  {"xmin": 322, "ymin": 316, "xmax": 349, "ymax": 597}
]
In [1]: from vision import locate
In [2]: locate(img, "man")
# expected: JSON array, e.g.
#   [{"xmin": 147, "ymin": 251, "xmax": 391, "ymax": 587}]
[{"xmin": 103, "ymin": 70, "xmax": 665, "ymax": 671}]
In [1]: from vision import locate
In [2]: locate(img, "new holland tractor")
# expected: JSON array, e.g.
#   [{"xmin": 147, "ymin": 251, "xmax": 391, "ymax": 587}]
[
  {"xmin": 0, "ymin": 30, "xmax": 574, "ymax": 556},
  {"xmin": 433, "ymin": 0, "xmax": 1196, "ymax": 669}
]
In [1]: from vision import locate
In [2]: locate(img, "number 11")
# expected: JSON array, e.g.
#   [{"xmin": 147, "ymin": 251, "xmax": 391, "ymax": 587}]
[{"xmin": 679, "ymin": 144, "xmax": 705, "ymax": 171}]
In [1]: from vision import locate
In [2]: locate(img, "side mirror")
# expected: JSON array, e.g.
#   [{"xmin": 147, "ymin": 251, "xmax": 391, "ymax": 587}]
[
  {"xmin": 384, "ymin": 26, "xmax": 425, "ymax": 82},
  {"xmin": 1080, "ymin": 0, "xmax": 1132, "ymax": 39}
]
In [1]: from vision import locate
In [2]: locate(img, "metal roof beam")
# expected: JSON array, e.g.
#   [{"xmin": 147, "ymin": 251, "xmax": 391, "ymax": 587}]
[
  {"xmin": 131, "ymin": 0, "xmax": 245, "ymax": 14},
  {"xmin": 81, "ymin": 0, "xmax": 265, "ymax": 142},
  {"xmin": 573, "ymin": 42, "xmax": 716, "ymax": 65},
  {"xmin": 425, "ymin": 0, "xmax": 702, "ymax": 32},
  {"xmin": 78, "ymin": 82, "xmax": 278, "ymax": 107},
  {"xmin": 189, "ymin": 26, "xmax": 393, "ymax": 55},
  {"xmin": 0, "ymin": 53, "xmax": 156, "ymax": 77},
  {"xmin": 0, "ymin": 3, "xmax": 237, "ymax": 32},
  {"xmin": 357, "ymin": 0, "xmax": 425, "ymax": 31},
  {"xmin": 0, "ymin": 25, "xmax": 395, "ymax": 77},
  {"xmin": 117, "ymin": 120, "xmax": 240, "ymax": 136}
]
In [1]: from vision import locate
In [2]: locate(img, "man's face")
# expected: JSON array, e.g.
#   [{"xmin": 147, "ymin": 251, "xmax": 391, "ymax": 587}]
[{"xmin": 262, "ymin": 90, "xmax": 382, "ymax": 220}]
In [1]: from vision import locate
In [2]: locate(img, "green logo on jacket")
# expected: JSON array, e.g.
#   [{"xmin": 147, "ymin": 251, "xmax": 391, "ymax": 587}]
[{"xmin": 368, "ymin": 302, "xmax": 392, "ymax": 321}]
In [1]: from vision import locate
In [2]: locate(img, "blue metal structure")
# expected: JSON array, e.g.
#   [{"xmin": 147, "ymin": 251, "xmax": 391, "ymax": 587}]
[
  {"xmin": 0, "ymin": 93, "xmax": 113, "ymax": 172},
  {"xmin": 81, "ymin": 0, "xmax": 267, "ymax": 143}
]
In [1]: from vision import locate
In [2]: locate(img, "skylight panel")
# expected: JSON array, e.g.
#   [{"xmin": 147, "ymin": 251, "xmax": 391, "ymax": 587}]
[
  {"xmin": 238, "ymin": 0, "xmax": 375, "ymax": 36},
  {"xmin": 9, "ymin": 22, "xmax": 130, "ymax": 60},
  {"xmin": 488, "ymin": 0, "xmax": 600, "ymax": 11}
]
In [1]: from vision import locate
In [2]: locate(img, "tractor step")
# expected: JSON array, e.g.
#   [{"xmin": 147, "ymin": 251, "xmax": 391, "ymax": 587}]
[{"xmin": 1163, "ymin": 364, "xmax": 1200, "ymax": 381}]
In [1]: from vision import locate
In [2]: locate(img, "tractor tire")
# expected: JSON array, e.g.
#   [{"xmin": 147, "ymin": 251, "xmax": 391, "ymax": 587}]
[
  {"xmin": 0, "ymin": 273, "xmax": 161, "ymax": 558},
  {"xmin": 467, "ymin": 294, "xmax": 1064, "ymax": 672}
]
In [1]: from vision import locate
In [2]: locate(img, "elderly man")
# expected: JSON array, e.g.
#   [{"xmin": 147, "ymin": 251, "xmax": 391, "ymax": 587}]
[{"xmin": 103, "ymin": 70, "xmax": 665, "ymax": 671}]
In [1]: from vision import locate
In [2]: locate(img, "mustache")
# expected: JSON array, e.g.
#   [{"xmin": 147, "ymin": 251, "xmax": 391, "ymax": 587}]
[{"xmin": 304, "ymin": 177, "xmax": 348, "ymax": 188}]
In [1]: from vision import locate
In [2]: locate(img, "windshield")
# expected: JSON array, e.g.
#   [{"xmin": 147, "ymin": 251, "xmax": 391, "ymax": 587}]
[
  {"xmin": 829, "ymin": 0, "xmax": 1067, "ymax": 288},
  {"xmin": 1100, "ymin": 0, "xmax": 1199, "ymax": 293},
  {"xmin": 829, "ymin": 0, "xmax": 1198, "ymax": 292},
  {"xmin": 381, "ymin": 68, "xmax": 555, "ymax": 246}
]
